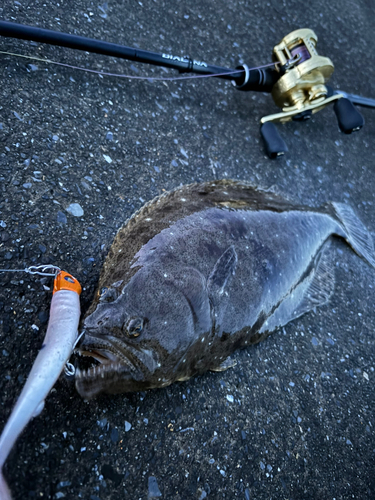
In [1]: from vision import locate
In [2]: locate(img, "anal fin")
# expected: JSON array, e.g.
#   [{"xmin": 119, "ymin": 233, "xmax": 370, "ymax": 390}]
[
  {"xmin": 260, "ymin": 243, "xmax": 335, "ymax": 334},
  {"xmin": 332, "ymin": 202, "xmax": 375, "ymax": 268}
]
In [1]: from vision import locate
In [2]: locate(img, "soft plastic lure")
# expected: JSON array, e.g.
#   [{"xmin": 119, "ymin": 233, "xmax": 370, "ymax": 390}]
[{"xmin": 0, "ymin": 270, "xmax": 81, "ymax": 500}]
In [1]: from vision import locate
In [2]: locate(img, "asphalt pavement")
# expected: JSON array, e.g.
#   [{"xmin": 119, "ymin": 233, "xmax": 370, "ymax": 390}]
[{"xmin": 0, "ymin": 1, "xmax": 375, "ymax": 499}]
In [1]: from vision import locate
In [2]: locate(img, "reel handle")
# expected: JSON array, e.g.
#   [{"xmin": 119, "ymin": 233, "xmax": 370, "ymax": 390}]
[
  {"xmin": 260, "ymin": 122, "xmax": 288, "ymax": 158},
  {"xmin": 333, "ymin": 98, "xmax": 364, "ymax": 134}
]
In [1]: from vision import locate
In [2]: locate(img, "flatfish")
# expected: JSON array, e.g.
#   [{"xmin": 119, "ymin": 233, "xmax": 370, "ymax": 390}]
[{"xmin": 75, "ymin": 180, "xmax": 375, "ymax": 398}]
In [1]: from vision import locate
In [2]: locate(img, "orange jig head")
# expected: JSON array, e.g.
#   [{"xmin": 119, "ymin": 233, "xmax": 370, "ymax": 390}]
[{"xmin": 53, "ymin": 271, "xmax": 82, "ymax": 295}]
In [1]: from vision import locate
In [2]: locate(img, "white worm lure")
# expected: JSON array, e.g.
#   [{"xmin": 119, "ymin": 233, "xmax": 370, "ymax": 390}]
[{"xmin": 0, "ymin": 270, "xmax": 81, "ymax": 500}]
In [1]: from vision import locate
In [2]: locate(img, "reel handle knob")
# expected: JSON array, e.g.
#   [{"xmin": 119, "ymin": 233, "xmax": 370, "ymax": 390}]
[
  {"xmin": 334, "ymin": 98, "xmax": 364, "ymax": 134},
  {"xmin": 260, "ymin": 122, "xmax": 288, "ymax": 159}
]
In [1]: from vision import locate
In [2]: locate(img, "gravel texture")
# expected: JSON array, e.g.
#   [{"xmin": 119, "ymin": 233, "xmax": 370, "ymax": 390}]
[{"xmin": 0, "ymin": 1, "xmax": 375, "ymax": 499}]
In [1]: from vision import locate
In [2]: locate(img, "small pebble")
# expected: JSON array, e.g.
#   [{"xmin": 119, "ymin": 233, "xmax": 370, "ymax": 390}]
[
  {"xmin": 148, "ymin": 476, "xmax": 162, "ymax": 498},
  {"xmin": 38, "ymin": 310, "xmax": 49, "ymax": 324},
  {"xmin": 84, "ymin": 257, "xmax": 95, "ymax": 268},
  {"xmin": 66, "ymin": 203, "xmax": 84, "ymax": 217},
  {"xmin": 180, "ymin": 148, "xmax": 188, "ymax": 158},
  {"xmin": 125, "ymin": 421, "xmax": 132, "ymax": 432},
  {"xmin": 103, "ymin": 154, "xmax": 112, "ymax": 163},
  {"xmin": 57, "ymin": 481, "xmax": 71, "ymax": 489},
  {"xmin": 110, "ymin": 427, "xmax": 119, "ymax": 443},
  {"xmin": 57, "ymin": 211, "xmax": 67, "ymax": 224},
  {"xmin": 98, "ymin": 418, "xmax": 107, "ymax": 428}
]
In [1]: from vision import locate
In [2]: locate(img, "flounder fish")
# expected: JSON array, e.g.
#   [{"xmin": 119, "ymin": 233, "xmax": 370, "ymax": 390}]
[{"xmin": 75, "ymin": 180, "xmax": 375, "ymax": 399}]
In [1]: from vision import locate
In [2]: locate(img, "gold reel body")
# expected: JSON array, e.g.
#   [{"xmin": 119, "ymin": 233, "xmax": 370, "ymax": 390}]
[{"xmin": 262, "ymin": 28, "xmax": 342, "ymax": 124}]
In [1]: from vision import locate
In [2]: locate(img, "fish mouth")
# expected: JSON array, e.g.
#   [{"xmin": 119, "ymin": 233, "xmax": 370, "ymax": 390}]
[{"xmin": 74, "ymin": 331, "xmax": 144, "ymax": 399}]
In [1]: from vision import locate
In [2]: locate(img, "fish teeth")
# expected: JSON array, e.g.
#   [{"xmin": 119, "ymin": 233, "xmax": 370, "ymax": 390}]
[{"xmin": 75, "ymin": 363, "xmax": 124, "ymax": 379}]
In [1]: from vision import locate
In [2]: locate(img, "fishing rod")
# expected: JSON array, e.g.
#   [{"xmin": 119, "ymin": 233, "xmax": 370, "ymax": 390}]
[{"xmin": 1, "ymin": 21, "xmax": 374, "ymax": 158}]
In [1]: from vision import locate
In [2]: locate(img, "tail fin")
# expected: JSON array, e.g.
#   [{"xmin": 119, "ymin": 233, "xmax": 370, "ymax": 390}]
[{"xmin": 331, "ymin": 202, "xmax": 375, "ymax": 268}]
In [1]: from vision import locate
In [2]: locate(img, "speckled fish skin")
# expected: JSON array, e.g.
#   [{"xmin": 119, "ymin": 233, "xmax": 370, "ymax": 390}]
[{"xmin": 75, "ymin": 180, "xmax": 375, "ymax": 399}]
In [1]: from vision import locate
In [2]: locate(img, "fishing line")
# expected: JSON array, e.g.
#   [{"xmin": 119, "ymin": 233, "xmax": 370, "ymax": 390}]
[
  {"xmin": 0, "ymin": 49, "xmax": 278, "ymax": 82},
  {"xmin": 64, "ymin": 330, "xmax": 86, "ymax": 376},
  {"xmin": 0, "ymin": 264, "xmax": 61, "ymax": 277}
]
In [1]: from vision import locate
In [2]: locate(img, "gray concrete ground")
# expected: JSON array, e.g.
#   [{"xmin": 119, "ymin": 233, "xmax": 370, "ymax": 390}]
[{"xmin": 0, "ymin": 1, "xmax": 375, "ymax": 499}]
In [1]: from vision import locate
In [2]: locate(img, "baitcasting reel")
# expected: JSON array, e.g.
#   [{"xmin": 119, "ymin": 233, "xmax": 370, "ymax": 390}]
[
  {"xmin": 259, "ymin": 29, "xmax": 364, "ymax": 157},
  {"xmin": 0, "ymin": 21, "xmax": 374, "ymax": 158}
]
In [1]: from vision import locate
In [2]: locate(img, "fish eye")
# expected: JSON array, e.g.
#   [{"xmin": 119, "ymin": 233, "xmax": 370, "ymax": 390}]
[{"xmin": 126, "ymin": 317, "xmax": 144, "ymax": 338}]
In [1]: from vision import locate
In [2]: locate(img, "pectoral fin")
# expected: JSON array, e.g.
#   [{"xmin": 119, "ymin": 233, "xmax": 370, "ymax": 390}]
[{"xmin": 208, "ymin": 245, "xmax": 238, "ymax": 296}]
